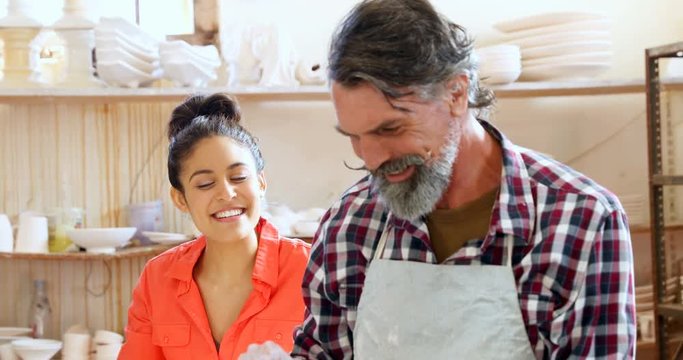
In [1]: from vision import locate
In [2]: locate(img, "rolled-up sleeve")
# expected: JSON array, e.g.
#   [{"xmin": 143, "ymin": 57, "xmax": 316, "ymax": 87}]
[
  {"xmin": 554, "ymin": 210, "xmax": 636, "ymax": 359},
  {"xmin": 291, "ymin": 226, "xmax": 355, "ymax": 359},
  {"xmin": 118, "ymin": 268, "xmax": 165, "ymax": 359}
]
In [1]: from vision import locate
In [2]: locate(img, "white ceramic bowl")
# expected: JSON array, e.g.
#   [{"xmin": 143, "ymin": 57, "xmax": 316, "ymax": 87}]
[
  {"xmin": 94, "ymin": 28, "xmax": 157, "ymax": 57},
  {"xmin": 494, "ymin": 12, "xmax": 607, "ymax": 33},
  {"xmin": 520, "ymin": 62, "xmax": 609, "ymax": 81},
  {"xmin": 521, "ymin": 40, "xmax": 611, "ymax": 60},
  {"xmin": 481, "ymin": 69, "xmax": 522, "ymax": 85},
  {"xmin": 142, "ymin": 231, "xmax": 192, "ymax": 245},
  {"xmin": 160, "ymin": 48, "xmax": 221, "ymax": 72},
  {"xmin": 96, "ymin": 47, "xmax": 159, "ymax": 74},
  {"xmin": 98, "ymin": 17, "xmax": 160, "ymax": 48},
  {"xmin": 503, "ymin": 19, "xmax": 612, "ymax": 41},
  {"xmin": 95, "ymin": 35, "xmax": 158, "ymax": 63},
  {"xmin": 522, "ymin": 51, "xmax": 612, "ymax": 67},
  {"xmin": 93, "ymin": 330, "xmax": 123, "ymax": 345},
  {"xmin": 11, "ymin": 339, "xmax": 62, "ymax": 360},
  {"xmin": 159, "ymin": 41, "xmax": 220, "ymax": 64},
  {"xmin": 97, "ymin": 60, "xmax": 159, "ymax": 88},
  {"xmin": 162, "ymin": 60, "xmax": 217, "ymax": 87},
  {"xmin": 507, "ymin": 30, "xmax": 610, "ymax": 49},
  {"xmin": 66, "ymin": 228, "xmax": 136, "ymax": 254}
]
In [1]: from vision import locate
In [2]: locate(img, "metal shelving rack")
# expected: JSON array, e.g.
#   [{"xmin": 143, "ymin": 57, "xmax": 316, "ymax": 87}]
[{"xmin": 647, "ymin": 41, "xmax": 683, "ymax": 359}]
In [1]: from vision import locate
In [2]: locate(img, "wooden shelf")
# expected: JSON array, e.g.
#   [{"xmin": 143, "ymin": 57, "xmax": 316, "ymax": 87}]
[
  {"xmin": 0, "ymin": 78, "xmax": 682, "ymax": 104},
  {"xmin": 652, "ymin": 175, "xmax": 683, "ymax": 186},
  {"xmin": 0, "ymin": 85, "xmax": 332, "ymax": 104},
  {"xmin": 646, "ymin": 41, "xmax": 683, "ymax": 58},
  {"xmin": 493, "ymin": 78, "xmax": 683, "ymax": 98},
  {"xmin": 0, "ymin": 244, "xmax": 174, "ymax": 261},
  {"xmin": 658, "ymin": 304, "xmax": 683, "ymax": 318}
]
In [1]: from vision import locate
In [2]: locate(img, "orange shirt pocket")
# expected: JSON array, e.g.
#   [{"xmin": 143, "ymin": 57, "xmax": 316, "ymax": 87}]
[
  {"xmin": 152, "ymin": 324, "xmax": 191, "ymax": 359},
  {"xmin": 252, "ymin": 319, "xmax": 301, "ymax": 352}
]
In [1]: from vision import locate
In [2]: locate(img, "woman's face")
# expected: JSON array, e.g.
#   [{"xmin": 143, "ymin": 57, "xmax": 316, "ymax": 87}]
[{"xmin": 171, "ymin": 136, "xmax": 265, "ymax": 244}]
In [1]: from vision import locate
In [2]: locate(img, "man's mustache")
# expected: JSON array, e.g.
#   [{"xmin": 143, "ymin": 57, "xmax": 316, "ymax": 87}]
[{"xmin": 343, "ymin": 154, "xmax": 428, "ymax": 176}]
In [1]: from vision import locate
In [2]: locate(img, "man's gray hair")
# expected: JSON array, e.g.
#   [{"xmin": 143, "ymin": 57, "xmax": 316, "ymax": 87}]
[{"xmin": 328, "ymin": 0, "xmax": 494, "ymax": 110}]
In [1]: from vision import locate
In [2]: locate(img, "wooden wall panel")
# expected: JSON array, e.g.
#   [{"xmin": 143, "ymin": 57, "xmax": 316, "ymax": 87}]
[
  {"xmin": 0, "ymin": 102, "xmax": 186, "ymax": 232},
  {"xmin": 0, "ymin": 255, "xmax": 158, "ymax": 339},
  {"xmin": 0, "ymin": 101, "xmax": 187, "ymax": 339}
]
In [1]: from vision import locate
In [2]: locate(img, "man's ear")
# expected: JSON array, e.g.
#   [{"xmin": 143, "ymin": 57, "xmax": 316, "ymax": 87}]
[
  {"xmin": 170, "ymin": 187, "xmax": 189, "ymax": 213},
  {"xmin": 445, "ymin": 74, "xmax": 469, "ymax": 117}
]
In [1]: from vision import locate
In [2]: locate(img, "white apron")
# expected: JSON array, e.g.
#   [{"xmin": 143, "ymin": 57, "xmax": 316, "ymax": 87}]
[{"xmin": 353, "ymin": 216, "xmax": 536, "ymax": 360}]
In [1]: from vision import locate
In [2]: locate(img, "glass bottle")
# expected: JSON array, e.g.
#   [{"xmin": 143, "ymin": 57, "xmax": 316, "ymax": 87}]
[{"xmin": 30, "ymin": 279, "xmax": 52, "ymax": 338}]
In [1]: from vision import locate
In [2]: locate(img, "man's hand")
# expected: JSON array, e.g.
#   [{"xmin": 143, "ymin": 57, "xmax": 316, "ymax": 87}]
[{"xmin": 238, "ymin": 341, "xmax": 293, "ymax": 360}]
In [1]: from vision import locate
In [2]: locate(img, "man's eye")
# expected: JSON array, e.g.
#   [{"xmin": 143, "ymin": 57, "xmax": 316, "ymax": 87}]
[{"xmin": 380, "ymin": 127, "xmax": 399, "ymax": 134}]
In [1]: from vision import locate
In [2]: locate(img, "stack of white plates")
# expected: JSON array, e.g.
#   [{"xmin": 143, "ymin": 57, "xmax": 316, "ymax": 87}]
[
  {"xmin": 475, "ymin": 44, "xmax": 521, "ymax": 85},
  {"xmin": 159, "ymin": 40, "xmax": 221, "ymax": 87},
  {"xmin": 494, "ymin": 12, "xmax": 613, "ymax": 81},
  {"xmin": 635, "ymin": 276, "xmax": 683, "ymax": 342},
  {"xmin": 94, "ymin": 17, "xmax": 162, "ymax": 88}
]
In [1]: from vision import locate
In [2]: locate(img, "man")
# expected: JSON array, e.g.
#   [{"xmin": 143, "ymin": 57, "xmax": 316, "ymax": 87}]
[{"xmin": 240, "ymin": 0, "xmax": 635, "ymax": 359}]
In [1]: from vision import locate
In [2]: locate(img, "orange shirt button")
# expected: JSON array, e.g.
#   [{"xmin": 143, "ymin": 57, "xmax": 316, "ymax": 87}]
[
  {"xmin": 275, "ymin": 333, "xmax": 282, "ymax": 340},
  {"xmin": 164, "ymin": 336, "xmax": 169, "ymax": 344}
]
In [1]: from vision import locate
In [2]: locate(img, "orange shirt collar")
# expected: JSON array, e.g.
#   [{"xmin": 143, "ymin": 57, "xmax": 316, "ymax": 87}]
[{"xmin": 164, "ymin": 217, "xmax": 281, "ymax": 289}]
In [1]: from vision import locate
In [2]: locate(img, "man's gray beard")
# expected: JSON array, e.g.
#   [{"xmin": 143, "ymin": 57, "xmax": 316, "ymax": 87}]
[{"xmin": 371, "ymin": 126, "xmax": 460, "ymax": 220}]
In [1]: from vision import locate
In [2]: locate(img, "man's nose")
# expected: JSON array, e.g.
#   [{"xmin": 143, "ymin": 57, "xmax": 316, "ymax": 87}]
[{"xmin": 356, "ymin": 137, "xmax": 391, "ymax": 172}]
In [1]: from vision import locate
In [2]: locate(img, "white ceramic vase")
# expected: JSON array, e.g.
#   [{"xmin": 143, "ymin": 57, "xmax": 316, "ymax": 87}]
[{"xmin": 52, "ymin": 0, "xmax": 103, "ymax": 87}]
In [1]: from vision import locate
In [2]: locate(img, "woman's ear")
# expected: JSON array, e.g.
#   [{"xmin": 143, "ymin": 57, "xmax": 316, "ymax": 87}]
[
  {"xmin": 258, "ymin": 171, "xmax": 267, "ymax": 197},
  {"xmin": 170, "ymin": 187, "xmax": 189, "ymax": 213}
]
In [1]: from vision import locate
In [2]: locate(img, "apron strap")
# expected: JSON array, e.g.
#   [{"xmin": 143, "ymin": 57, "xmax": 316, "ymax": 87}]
[
  {"xmin": 373, "ymin": 213, "xmax": 392, "ymax": 261},
  {"xmin": 506, "ymin": 236, "xmax": 514, "ymax": 268}
]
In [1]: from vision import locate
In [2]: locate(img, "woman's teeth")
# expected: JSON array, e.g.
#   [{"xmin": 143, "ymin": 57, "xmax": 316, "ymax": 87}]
[{"xmin": 215, "ymin": 209, "xmax": 244, "ymax": 218}]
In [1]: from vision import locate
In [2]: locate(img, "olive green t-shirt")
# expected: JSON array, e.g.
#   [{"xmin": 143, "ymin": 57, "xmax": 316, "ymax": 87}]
[{"xmin": 426, "ymin": 188, "xmax": 499, "ymax": 263}]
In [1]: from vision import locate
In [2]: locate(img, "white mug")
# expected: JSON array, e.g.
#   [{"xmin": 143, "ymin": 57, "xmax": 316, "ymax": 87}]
[
  {"xmin": 0, "ymin": 214, "xmax": 13, "ymax": 252},
  {"xmin": 15, "ymin": 215, "xmax": 48, "ymax": 253}
]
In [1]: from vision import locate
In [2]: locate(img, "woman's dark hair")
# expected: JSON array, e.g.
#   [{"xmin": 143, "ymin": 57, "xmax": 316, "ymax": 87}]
[
  {"xmin": 167, "ymin": 93, "xmax": 264, "ymax": 191},
  {"xmin": 328, "ymin": 0, "xmax": 494, "ymax": 110}
]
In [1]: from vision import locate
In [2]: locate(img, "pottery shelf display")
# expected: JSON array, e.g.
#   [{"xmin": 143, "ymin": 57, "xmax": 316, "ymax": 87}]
[
  {"xmin": 0, "ymin": 0, "xmax": 43, "ymax": 88},
  {"xmin": 52, "ymin": 0, "xmax": 104, "ymax": 88}
]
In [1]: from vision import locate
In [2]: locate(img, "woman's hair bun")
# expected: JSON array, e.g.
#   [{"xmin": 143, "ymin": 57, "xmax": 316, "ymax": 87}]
[{"xmin": 168, "ymin": 93, "xmax": 242, "ymax": 141}]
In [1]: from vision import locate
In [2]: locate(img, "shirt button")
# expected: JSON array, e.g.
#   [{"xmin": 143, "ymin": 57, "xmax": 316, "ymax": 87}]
[
  {"xmin": 163, "ymin": 336, "xmax": 169, "ymax": 343},
  {"xmin": 275, "ymin": 333, "xmax": 282, "ymax": 340}
]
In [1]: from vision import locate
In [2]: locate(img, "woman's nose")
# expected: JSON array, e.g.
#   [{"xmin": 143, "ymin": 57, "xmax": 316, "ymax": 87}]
[{"xmin": 217, "ymin": 180, "xmax": 237, "ymax": 200}]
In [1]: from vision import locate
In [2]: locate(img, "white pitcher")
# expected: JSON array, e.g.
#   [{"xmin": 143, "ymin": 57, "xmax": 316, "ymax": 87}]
[{"xmin": 0, "ymin": 214, "xmax": 13, "ymax": 252}]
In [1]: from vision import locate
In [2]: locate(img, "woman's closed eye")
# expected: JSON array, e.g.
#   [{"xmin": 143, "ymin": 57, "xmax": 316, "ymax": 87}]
[
  {"xmin": 197, "ymin": 182, "xmax": 214, "ymax": 190},
  {"xmin": 231, "ymin": 175, "xmax": 248, "ymax": 182}
]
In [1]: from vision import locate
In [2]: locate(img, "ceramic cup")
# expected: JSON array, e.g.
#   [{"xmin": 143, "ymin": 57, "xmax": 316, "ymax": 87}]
[{"xmin": 14, "ymin": 215, "xmax": 48, "ymax": 253}]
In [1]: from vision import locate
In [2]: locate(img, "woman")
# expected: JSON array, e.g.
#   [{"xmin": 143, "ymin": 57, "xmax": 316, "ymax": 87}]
[{"xmin": 119, "ymin": 93, "xmax": 310, "ymax": 359}]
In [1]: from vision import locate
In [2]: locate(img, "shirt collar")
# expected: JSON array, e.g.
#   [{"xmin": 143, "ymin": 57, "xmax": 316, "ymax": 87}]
[
  {"xmin": 480, "ymin": 120, "xmax": 536, "ymax": 244},
  {"xmin": 165, "ymin": 217, "xmax": 281, "ymax": 289}
]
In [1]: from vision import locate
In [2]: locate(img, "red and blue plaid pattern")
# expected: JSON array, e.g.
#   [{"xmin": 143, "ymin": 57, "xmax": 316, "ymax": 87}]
[{"xmin": 292, "ymin": 121, "xmax": 635, "ymax": 359}]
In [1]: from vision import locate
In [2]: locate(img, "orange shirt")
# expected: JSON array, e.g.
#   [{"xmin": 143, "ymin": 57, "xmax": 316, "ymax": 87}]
[{"xmin": 119, "ymin": 218, "xmax": 310, "ymax": 360}]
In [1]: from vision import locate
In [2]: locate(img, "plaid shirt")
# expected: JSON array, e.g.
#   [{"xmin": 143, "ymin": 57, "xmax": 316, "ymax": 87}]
[{"xmin": 292, "ymin": 121, "xmax": 636, "ymax": 359}]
